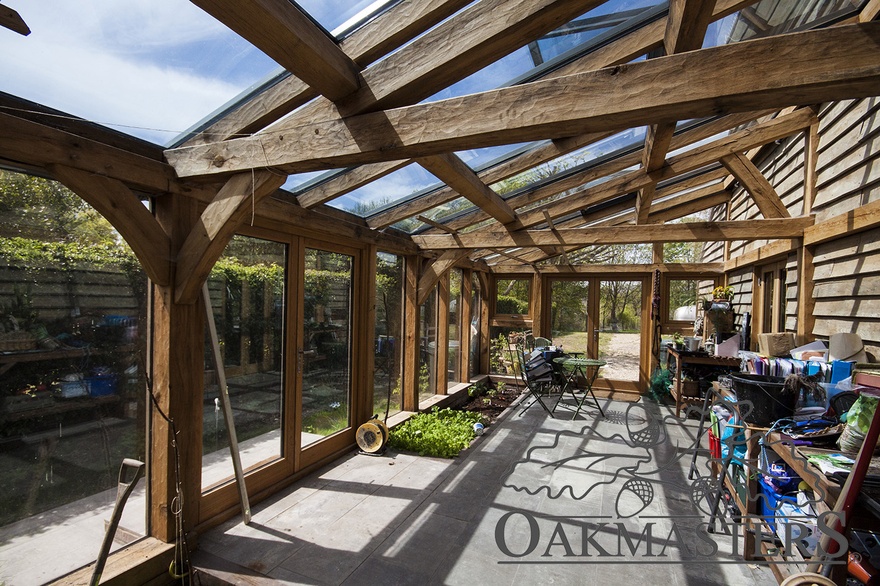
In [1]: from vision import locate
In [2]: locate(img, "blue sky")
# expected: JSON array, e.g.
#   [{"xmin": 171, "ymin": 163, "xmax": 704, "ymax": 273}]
[{"xmin": 0, "ymin": 0, "xmax": 280, "ymax": 145}]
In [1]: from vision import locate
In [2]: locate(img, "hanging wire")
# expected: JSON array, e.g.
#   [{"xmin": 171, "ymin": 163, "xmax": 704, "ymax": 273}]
[{"xmin": 144, "ymin": 371, "xmax": 198, "ymax": 584}]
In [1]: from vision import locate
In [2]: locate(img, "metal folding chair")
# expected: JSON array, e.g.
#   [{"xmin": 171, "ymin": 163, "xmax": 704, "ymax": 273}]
[{"xmin": 515, "ymin": 346, "xmax": 561, "ymax": 417}]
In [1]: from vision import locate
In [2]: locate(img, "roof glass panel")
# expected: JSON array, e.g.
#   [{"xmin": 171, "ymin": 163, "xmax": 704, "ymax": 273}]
[
  {"xmin": 293, "ymin": 0, "xmax": 401, "ymax": 38},
  {"xmin": 703, "ymin": 0, "xmax": 859, "ymax": 48},
  {"xmin": 326, "ymin": 165, "xmax": 442, "ymax": 216},
  {"xmin": 1, "ymin": 1, "xmax": 280, "ymax": 146}
]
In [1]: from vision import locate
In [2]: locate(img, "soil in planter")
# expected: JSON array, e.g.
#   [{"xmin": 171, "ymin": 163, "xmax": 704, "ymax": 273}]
[{"xmin": 459, "ymin": 382, "xmax": 524, "ymax": 424}]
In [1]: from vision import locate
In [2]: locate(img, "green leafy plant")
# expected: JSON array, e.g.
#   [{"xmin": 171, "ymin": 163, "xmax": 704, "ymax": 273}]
[{"xmin": 388, "ymin": 407, "xmax": 484, "ymax": 458}]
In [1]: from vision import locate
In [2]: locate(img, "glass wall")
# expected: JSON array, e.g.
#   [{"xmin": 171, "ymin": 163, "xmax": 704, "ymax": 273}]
[
  {"xmin": 447, "ymin": 269, "xmax": 462, "ymax": 388},
  {"xmin": 0, "ymin": 170, "xmax": 147, "ymax": 583},
  {"xmin": 469, "ymin": 273, "xmax": 482, "ymax": 379},
  {"xmin": 302, "ymin": 249, "xmax": 353, "ymax": 445},
  {"xmin": 374, "ymin": 252, "xmax": 403, "ymax": 419},
  {"xmin": 419, "ymin": 290, "xmax": 437, "ymax": 402},
  {"xmin": 202, "ymin": 235, "xmax": 286, "ymax": 489}
]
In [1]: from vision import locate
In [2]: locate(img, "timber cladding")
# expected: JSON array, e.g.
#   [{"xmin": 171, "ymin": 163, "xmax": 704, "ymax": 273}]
[
  {"xmin": 722, "ymin": 97, "xmax": 880, "ymax": 347},
  {"xmin": 0, "ymin": 261, "xmax": 142, "ymax": 324},
  {"xmin": 811, "ymin": 227, "xmax": 880, "ymax": 344}
]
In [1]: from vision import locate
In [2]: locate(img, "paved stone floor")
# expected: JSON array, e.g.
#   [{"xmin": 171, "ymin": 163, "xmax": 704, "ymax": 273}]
[{"xmin": 193, "ymin": 397, "xmax": 779, "ymax": 585}]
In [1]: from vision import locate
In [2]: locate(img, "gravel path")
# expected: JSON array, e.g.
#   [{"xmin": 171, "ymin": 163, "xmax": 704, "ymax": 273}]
[{"xmin": 600, "ymin": 332, "xmax": 642, "ymax": 380}]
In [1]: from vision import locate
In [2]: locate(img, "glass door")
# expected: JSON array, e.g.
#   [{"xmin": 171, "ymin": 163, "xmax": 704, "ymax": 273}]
[
  {"xmin": 547, "ymin": 276, "xmax": 648, "ymax": 392},
  {"xmin": 596, "ymin": 279, "xmax": 645, "ymax": 389}
]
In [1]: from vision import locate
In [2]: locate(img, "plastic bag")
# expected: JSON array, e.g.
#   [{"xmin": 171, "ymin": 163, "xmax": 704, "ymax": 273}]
[{"xmin": 838, "ymin": 394, "xmax": 879, "ymax": 453}]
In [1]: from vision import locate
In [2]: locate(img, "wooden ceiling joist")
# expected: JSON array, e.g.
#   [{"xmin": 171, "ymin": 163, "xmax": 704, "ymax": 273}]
[
  {"xmin": 720, "ymin": 151, "xmax": 790, "ymax": 218},
  {"xmin": 49, "ymin": 164, "xmax": 172, "ymax": 286},
  {"xmin": 175, "ymin": 170, "xmax": 287, "ymax": 304},
  {"xmin": 165, "ymin": 23, "xmax": 880, "ymax": 178},
  {"xmin": 412, "ymin": 217, "xmax": 814, "ymax": 250},
  {"xmin": 191, "ymin": 0, "xmax": 361, "ymax": 102}
]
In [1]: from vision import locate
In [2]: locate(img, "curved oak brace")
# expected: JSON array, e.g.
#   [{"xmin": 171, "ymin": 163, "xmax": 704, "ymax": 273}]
[
  {"xmin": 49, "ymin": 164, "xmax": 172, "ymax": 286},
  {"xmin": 417, "ymin": 250, "xmax": 472, "ymax": 305},
  {"xmin": 174, "ymin": 170, "xmax": 286, "ymax": 304}
]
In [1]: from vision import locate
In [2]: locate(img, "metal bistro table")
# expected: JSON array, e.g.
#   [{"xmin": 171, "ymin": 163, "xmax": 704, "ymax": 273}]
[{"xmin": 553, "ymin": 356, "xmax": 606, "ymax": 419}]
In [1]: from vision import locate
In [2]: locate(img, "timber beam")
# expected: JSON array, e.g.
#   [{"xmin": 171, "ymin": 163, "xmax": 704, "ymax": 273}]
[
  {"xmin": 417, "ymin": 250, "xmax": 472, "ymax": 305},
  {"xmin": 190, "ymin": 0, "xmax": 361, "ymax": 102},
  {"xmin": 721, "ymin": 152, "xmax": 790, "ymax": 218},
  {"xmin": 175, "ymin": 170, "xmax": 287, "ymax": 304},
  {"xmin": 412, "ymin": 217, "xmax": 814, "ymax": 250},
  {"xmin": 49, "ymin": 165, "xmax": 172, "ymax": 286},
  {"xmin": 165, "ymin": 23, "xmax": 880, "ymax": 178},
  {"xmin": 0, "ymin": 4, "xmax": 29, "ymax": 35}
]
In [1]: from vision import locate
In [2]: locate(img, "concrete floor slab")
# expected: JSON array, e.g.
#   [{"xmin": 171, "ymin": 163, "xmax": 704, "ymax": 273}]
[{"xmin": 194, "ymin": 398, "xmax": 778, "ymax": 585}]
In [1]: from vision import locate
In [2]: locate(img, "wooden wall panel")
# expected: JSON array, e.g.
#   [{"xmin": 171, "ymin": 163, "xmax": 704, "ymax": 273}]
[
  {"xmin": 723, "ymin": 98, "xmax": 880, "ymax": 346},
  {"xmin": 810, "ymin": 227, "xmax": 880, "ymax": 344}
]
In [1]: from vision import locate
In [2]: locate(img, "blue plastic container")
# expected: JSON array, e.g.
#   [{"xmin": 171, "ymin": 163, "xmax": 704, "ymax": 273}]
[{"xmin": 87, "ymin": 374, "xmax": 117, "ymax": 397}]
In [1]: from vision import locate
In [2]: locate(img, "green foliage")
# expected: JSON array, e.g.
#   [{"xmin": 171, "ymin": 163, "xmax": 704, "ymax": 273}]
[
  {"xmin": 649, "ymin": 368, "xmax": 673, "ymax": 402},
  {"xmin": 388, "ymin": 407, "xmax": 484, "ymax": 458},
  {"xmin": 0, "ymin": 236, "xmax": 135, "ymax": 268},
  {"xmin": 496, "ymin": 295, "xmax": 528, "ymax": 315},
  {"xmin": 0, "ymin": 170, "xmax": 117, "ymax": 245}
]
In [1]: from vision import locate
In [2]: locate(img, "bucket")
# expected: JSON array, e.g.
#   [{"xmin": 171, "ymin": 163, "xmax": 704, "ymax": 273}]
[{"xmin": 730, "ymin": 374, "xmax": 797, "ymax": 427}]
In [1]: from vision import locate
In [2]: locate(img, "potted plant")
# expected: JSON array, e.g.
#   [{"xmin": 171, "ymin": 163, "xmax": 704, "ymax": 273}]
[
  {"xmin": 711, "ymin": 285, "xmax": 734, "ymax": 302},
  {"xmin": 673, "ymin": 332, "xmax": 685, "ymax": 350}
]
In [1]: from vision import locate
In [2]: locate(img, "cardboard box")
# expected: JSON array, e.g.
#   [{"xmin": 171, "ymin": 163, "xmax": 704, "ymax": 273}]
[{"xmin": 758, "ymin": 332, "xmax": 796, "ymax": 357}]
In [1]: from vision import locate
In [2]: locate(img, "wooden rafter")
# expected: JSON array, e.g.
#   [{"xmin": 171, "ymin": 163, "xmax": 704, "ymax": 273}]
[
  {"xmin": 720, "ymin": 152, "xmax": 790, "ymax": 218},
  {"xmin": 512, "ymin": 108, "xmax": 815, "ymax": 231},
  {"xmin": 558, "ymin": 0, "xmax": 755, "ymax": 75},
  {"xmin": 433, "ymin": 109, "xmax": 775, "ymax": 234},
  {"xmin": 412, "ymin": 217, "xmax": 814, "ymax": 250},
  {"xmin": 417, "ymin": 250, "xmax": 472, "ymax": 305},
  {"xmin": 297, "ymin": 160, "xmax": 408, "ymax": 208},
  {"xmin": 49, "ymin": 165, "xmax": 172, "ymax": 286},
  {"xmin": 185, "ymin": 0, "xmax": 473, "ymax": 144},
  {"xmin": 365, "ymin": 130, "xmax": 617, "ymax": 230},
  {"xmin": 0, "ymin": 3, "xmax": 29, "ymax": 35},
  {"xmin": 636, "ymin": 0, "xmax": 716, "ymax": 223},
  {"xmin": 415, "ymin": 154, "xmax": 520, "ymax": 228},
  {"xmin": 267, "ymin": 0, "xmax": 753, "ymax": 219},
  {"xmin": 191, "ymin": 0, "xmax": 360, "ymax": 102},
  {"xmin": 862, "ymin": 0, "xmax": 880, "ymax": 22},
  {"xmin": 166, "ymin": 23, "xmax": 880, "ymax": 178},
  {"xmin": 175, "ymin": 170, "xmax": 287, "ymax": 304}
]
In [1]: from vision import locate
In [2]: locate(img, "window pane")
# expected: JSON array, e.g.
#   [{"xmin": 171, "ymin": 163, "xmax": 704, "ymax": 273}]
[
  {"xmin": 447, "ymin": 269, "xmax": 462, "ymax": 387},
  {"xmin": 203, "ymin": 235, "xmax": 286, "ymax": 489},
  {"xmin": 550, "ymin": 280, "xmax": 590, "ymax": 353},
  {"xmin": 0, "ymin": 170, "xmax": 148, "ymax": 583},
  {"xmin": 495, "ymin": 278, "xmax": 530, "ymax": 315},
  {"xmin": 419, "ymin": 291, "xmax": 437, "ymax": 402},
  {"xmin": 302, "ymin": 249, "xmax": 353, "ymax": 445},
  {"xmin": 374, "ymin": 252, "xmax": 402, "ymax": 419},
  {"xmin": 668, "ymin": 279, "xmax": 699, "ymax": 322}
]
